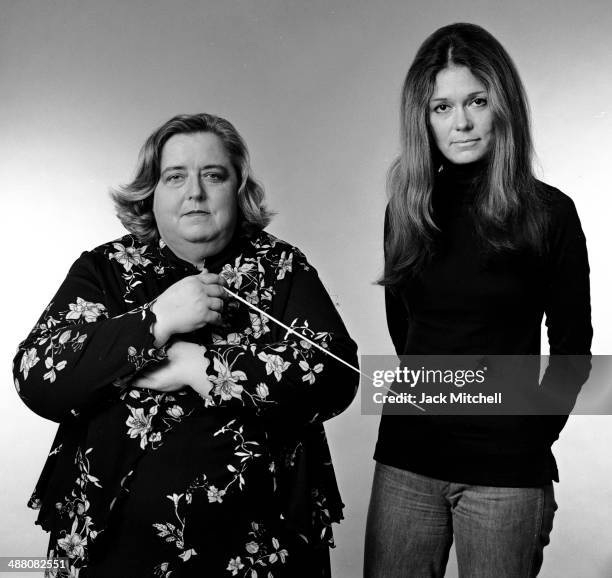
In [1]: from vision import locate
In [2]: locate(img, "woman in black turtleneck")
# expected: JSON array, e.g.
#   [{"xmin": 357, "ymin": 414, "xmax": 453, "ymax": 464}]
[{"xmin": 364, "ymin": 24, "xmax": 591, "ymax": 578}]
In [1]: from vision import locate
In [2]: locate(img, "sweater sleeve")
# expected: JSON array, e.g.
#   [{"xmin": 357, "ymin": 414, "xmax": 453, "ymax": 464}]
[
  {"xmin": 386, "ymin": 289, "xmax": 409, "ymax": 356},
  {"xmin": 544, "ymin": 194, "xmax": 592, "ymax": 355},
  {"xmin": 540, "ymin": 193, "xmax": 592, "ymax": 426},
  {"xmin": 202, "ymin": 251, "xmax": 359, "ymax": 424},
  {"xmin": 13, "ymin": 251, "xmax": 167, "ymax": 422},
  {"xmin": 383, "ymin": 205, "xmax": 409, "ymax": 355}
]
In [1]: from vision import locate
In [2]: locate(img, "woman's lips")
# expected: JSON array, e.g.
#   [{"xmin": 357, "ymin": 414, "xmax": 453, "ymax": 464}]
[
  {"xmin": 184, "ymin": 210, "xmax": 210, "ymax": 216},
  {"xmin": 453, "ymin": 138, "xmax": 480, "ymax": 145}
]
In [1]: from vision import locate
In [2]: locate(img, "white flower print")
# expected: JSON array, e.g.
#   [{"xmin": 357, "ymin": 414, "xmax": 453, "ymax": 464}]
[
  {"xmin": 126, "ymin": 342, "xmax": 166, "ymax": 372},
  {"xmin": 221, "ymin": 258, "xmax": 256, "ymax": 290},
  {"xmin": 16, "ymin": 231, "xmax": 347, "ymax": 576},
  {"xmin": 168, "ymin": 493, "xmax": 183, "ymax": 508},
  {"xmin": 276, "ymin": 251, "xmax": 293, "ymax": 280},
  {"xmin": 210, "ymin": 357, "xmax": 247, "ymax": 401},
  {"xmin": 58, "ymin": 330, "xmax": 72, "ymax": 344},
  {"xmin": 153, "ymin": 493, "xmax": 198, "ymax": 572},
  {"xmin": 213, "ymin": 333, "xmax": 242, "ymax": 346},
  {"xmin": 65, "ymin": 298, "xmax": 107, "ymax": 323},
  {"xmin": 228, "ymin": 522, "xmax": 289, "ymax": 576},
  {"xmin": 298, "ymin": 360, "xmax": 324, "ymax": 384},
  {"xmin": 155, "ymin": 562, "xmax": 170, "ymax": 577},
  {"xmin": 57, "ymin": 532, "xmax": 86, "ymax": 560},
  {"xmin": 257, "ymin": 352, "xmax": 290, "ymax": 381},
  {"xmin": 255, "ymin": 383, "xmax": 269, "ymax": 399},
  {"xmin": 20, "ymin": 347, "xmax": 40, "ymax": 380},
  {"xmin": 109, "ymin": 242, "xmax": 151, "ymax": 271},
  {"xmin": 106, "ymin": 242, "xmax": 156, "ymax": 301},
  {"xmin": 126, "ymin": 406, "xmax": 155, "ymax": 449},
  {"xmin": 149, "ymin": 432, "xmax": 162, "ymax": 444},
  {"xmin": 227, "ymin": 557, "xmax": 244, "ymax": 575},
  {"xmin": 227, "ymin": 333, "xmax": 242, "ymax": 345},
  {"xmin": 74, "ymin": 500, "xmax": 88, "ymax": 517},
  {"xmin": 43, "ymin": 357, "xmax": 67, "ymax": 383},
  {"xmin": 178, "ymin": 548, "xmax": 197, "ymax": 562},
  {"xmin": 207, "ymin": 485, "xmax": 226, "ymax": 503},
  {"xmin": 166, "ymin": 405, "xmax": 184, "ymax": 419},
  {"xmin": 244, "ymin": 290, "xmax": 259, "ymax": 305},
  {"xmin": 249, "ymin": 313, "xmax": 270, "ymax": 339}
]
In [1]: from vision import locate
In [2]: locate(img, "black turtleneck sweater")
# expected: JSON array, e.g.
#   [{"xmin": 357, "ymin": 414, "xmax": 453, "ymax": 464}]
[{"xmin": 374, "ymin": 162, "xmax": 592, "ymax": 486}]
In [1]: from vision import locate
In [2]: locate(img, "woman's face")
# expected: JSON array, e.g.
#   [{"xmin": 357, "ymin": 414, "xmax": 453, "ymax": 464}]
[
  {"xmin": 428, "ymin": 65, "xmax": 494, "ymax": 165},
  {"xmin": 153, "ymin": 131, "xmax": 239, "ymax": 254}
]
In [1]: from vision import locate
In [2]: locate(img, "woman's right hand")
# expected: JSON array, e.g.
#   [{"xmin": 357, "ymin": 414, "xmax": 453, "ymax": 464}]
[
  {"xmin": 132, "ymin": 340, "xmax": 212, "ymax": 395},
  {"xmin": 151, "ymin": 270, "xmax": 227, "ymax": 346}
]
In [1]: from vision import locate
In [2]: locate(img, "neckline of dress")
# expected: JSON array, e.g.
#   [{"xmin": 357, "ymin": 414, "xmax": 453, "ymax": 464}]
[{"xmin": 157, "ymin": 231, "xmax": 249, "ymax": 273}]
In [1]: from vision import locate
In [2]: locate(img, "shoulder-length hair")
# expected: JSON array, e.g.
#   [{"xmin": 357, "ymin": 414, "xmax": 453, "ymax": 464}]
[
  {"xmin": 111, "ymin": 113, "xmax": 273, "ymax": 242},
  {"xmin": 382, "ymin": 22, "xmax": 548, "ymax": 288}
]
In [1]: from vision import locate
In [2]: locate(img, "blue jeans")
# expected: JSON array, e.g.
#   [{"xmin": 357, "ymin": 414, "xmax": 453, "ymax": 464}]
[{"xmin": 364, "ymin": 463, "xmax": 557, "ymax": 578}]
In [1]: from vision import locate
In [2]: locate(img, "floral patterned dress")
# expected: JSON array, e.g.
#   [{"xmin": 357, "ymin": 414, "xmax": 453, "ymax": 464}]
[{"xmin": 14, "ymin": 230, "xmax": 359, "ymax": 577}]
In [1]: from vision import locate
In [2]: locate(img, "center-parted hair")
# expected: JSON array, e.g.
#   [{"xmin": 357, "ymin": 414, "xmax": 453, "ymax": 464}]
[
  {"xmin": 111, "ymin": 113, "xmax": 273, "ymax": 242},
  {"xmin": 382, "ymin": 22, "xmax": 548, "ymax": 288}
]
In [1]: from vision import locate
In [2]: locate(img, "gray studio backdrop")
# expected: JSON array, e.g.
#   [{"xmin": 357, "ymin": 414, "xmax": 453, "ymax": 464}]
[{"xmin": 1, "ymin": 1, "xmax": 611, "ymax": 576}]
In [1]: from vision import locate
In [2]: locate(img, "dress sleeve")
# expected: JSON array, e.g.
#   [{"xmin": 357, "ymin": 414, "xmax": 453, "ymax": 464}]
[
  {"xmin": 203, "ymin": 251, "xmax": 359, "ymax": 424},
  {"xmin": 13, "ymin": 251, "xmax": 167, "ymax": 422}
]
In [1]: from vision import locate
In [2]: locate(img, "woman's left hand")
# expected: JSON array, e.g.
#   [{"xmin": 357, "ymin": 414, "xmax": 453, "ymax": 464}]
[{"xmin": 132, "ymin": 341, "xmax": 212, "ymax": 397}]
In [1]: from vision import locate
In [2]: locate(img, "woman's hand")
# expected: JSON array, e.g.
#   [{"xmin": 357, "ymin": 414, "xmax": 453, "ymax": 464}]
[
  {"xmin": 151, "ymin": 270, "xmax": 227, "ymax": 346},
  {"xmin": 132, "ymin": 341, "xmax": 212, "ymax": 397}
]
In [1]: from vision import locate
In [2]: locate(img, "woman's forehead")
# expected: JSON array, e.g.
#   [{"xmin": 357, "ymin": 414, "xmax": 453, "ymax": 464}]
[
  {"xmin": 431, "ymin": 66, "xmax": 486, "ymax": 98},
  {"xmin": 160, "ymin": 132, "xmax": 230, "ymax": 167}
]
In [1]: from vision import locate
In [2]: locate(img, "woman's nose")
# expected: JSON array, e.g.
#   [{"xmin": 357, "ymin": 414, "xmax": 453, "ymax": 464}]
[
  {"xmin": 187, "ymin": 176, "xmax": 205, "ymax": 200},
  {"xmin": 454, "ymin": 107, "xmax": 473, "ymax": 131}
]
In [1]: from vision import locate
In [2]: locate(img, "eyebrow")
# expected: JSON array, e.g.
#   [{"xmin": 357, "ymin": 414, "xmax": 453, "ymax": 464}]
[
  {"xmin": 430, "ymin": 91, "xmax": 487, "ymax": 102},
  {"xmin": 160, "ymin": 164, "xmax": 228, "ymax": 175}
]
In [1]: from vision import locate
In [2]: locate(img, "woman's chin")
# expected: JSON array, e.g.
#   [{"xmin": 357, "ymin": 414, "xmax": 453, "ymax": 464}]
[
  {"xmin": 446, "ymin": 151, "xmax": 486, "ymax": 165},
  {"xmin": 178, "ymin": 225, "xmax": 219, "ymax": 244}
]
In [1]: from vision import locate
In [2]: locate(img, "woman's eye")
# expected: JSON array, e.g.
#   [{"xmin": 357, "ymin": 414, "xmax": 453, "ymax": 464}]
[
  {"xmin": 165, "ymin": 174, "xmax": 185, "ymax": 184},
  {"xmin": 472, "ymin": 97, "xmax": 488, "ymax": 107},
  {"xmin": 203, "ymin": 172, "xmax": 225, "ymax": 182},
  {"xmin": 434, "ymin": 104, "xmax": 450, "ymax": 113}
]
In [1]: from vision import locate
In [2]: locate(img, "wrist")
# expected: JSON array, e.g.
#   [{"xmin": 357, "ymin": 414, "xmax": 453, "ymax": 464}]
[
  {"xmin": 190, "ymin": 345, "xmax": 212, "ymax": 399},
  {"xmin": 150, "ymin": 301, "xmax": 172, "ymax": 347}
]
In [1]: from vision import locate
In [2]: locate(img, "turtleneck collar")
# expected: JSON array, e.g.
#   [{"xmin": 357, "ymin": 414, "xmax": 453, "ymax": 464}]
[
  {"xmin": 439, "ymin": 158, "xmax": 488, "ymax": 185},
  {"xmin": 435, "ymin": 158, "xmax": 488, "ymax": 206}
]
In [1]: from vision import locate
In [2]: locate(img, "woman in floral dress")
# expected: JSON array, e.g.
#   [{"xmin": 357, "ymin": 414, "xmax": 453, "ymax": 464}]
[{"xmin": 14, "ymin": 113, "xmax": 359, "ymax": 577}]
